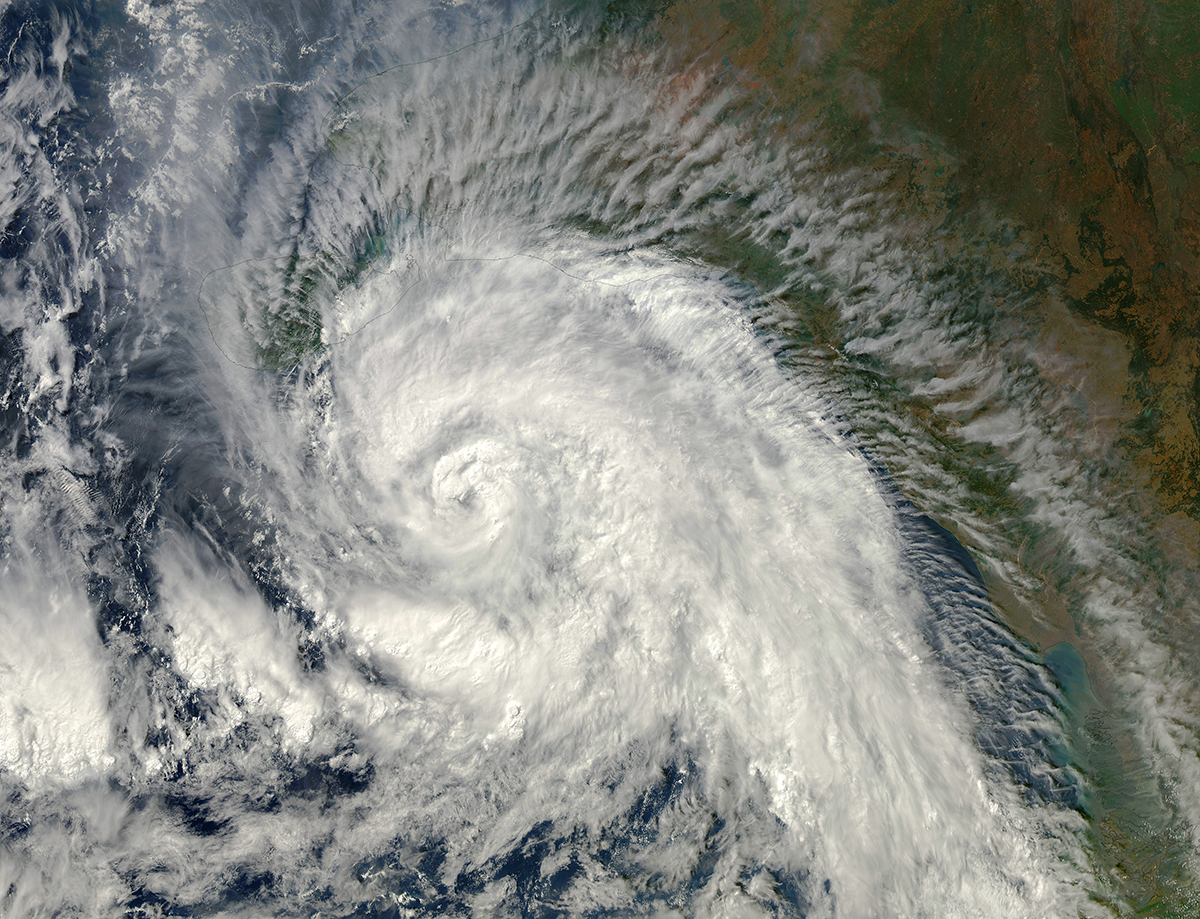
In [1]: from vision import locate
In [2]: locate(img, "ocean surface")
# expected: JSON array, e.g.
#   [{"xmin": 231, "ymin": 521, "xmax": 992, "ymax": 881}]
[{"xmin": 1, "ymin": 1, "xmax": 1198, "ymax": 916}]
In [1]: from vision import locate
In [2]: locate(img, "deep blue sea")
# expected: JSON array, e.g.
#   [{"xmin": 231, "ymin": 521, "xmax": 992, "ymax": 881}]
[{"xmin": 1, "ymin": 1, "xmax": 1197, "ymax": 916}]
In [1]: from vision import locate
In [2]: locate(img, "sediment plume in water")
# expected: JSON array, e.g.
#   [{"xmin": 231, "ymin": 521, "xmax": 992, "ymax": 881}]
[{"xmin": 0, "ymin": 2, "xmax": 1197, "ymax": 916}]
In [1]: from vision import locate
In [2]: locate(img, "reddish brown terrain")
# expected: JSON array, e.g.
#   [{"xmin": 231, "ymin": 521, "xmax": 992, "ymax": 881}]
[{"xmin": 652, "ymin": 0, "xmax": 1200, "ymax": 525}]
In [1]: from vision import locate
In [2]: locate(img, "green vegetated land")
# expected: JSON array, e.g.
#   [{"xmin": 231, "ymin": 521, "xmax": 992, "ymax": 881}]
[
  {"xmin": 650, "ymin": 0, "xmax": 1200, "ymax": 516},
  {"xmin": 205, "ymin": 224, "xmax": 392, "ymax": 372},
  {"xmin": 305, "ymin": 2, "xmax": 1200, "ymax": 911},
  {"xmin": 601, "ymin": 0, "xmax": 1200, "ymax": 915}
]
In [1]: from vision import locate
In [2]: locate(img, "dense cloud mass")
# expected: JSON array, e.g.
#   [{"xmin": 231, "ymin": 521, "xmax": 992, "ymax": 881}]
[{"xmin": 1, "ymin": 1, "xmax": 1197, "ymax": 916}]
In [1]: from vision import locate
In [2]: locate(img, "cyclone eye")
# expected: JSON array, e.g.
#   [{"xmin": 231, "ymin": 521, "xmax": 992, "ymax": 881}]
[{"xmin": 4, "ymin": 2, "xmax": 1178, "ymax": 916}]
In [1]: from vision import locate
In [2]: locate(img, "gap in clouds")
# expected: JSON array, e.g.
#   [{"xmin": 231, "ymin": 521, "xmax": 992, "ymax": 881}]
[{"xmin": 4, "ymin": 0, "xmax": 1195, "ymax": 916}]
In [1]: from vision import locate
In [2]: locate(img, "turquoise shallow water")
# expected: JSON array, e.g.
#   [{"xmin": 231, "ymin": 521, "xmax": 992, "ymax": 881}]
[
  {"xmin": 1, "ymin": 1, "xmax": 1198, "ymax": 916},
  {"xmin": 1044, "ymin": 643, "xmax": 1096, "ymax": 718}
]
